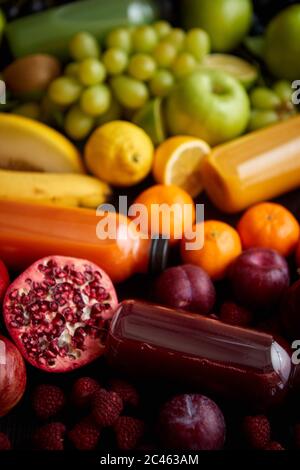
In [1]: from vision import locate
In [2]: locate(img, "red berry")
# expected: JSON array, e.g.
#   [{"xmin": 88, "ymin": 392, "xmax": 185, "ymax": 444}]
[
  {"xmin": 32, "ymin": 384, "xmax": 65, "ymax": 420},
  {"xmin": 0, "ymin": 432, "xmax": 11, "ymax": 450},
  {"xmin": 109, "ymin": 379, "xmax": 139, "ymax": 407},
  {"xmin": 71, "ymin": 377, "xmax": 100, "ymax": 408},
  {"xmin": 33, "ymin": 422, "xmax": 66, "ymax": 450},
  {"xmin": 220, "ymin": 301, "xmax": 252, "ymax": 327},
  {"xmin": 92, "ymin": 389, "xmax": 123, "ymax": 427},
  {"xmin": 264, "ymin": 441, "xmax": 285, "ymax": 450},
  {"xmin": 243, "ymin": 415, "xmax": 271, "ymax": 449},
  {"xmin": 68, "ymin": 421, "xmax": 101, "ymax": 450},
  {"xmin": 114, "ymin": 416, "xmax": 145, "ymax": 450}
]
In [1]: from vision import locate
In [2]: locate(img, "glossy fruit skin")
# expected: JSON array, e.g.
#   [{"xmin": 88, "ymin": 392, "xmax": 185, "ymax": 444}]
[
  {"xmin": 181, "ymin": 221, "xmax": 242, "ymax": 280},
  {"xmin": 237, "ymin": 202, "xmax": 300, "ymax": 257},
  {"xmin": 264, "ymin": 5, "xmax": 300, "ymax": 80},
  {"xmin": 134, "ymin": 184, "xmax": 195, "ymax": 244},
  {"xmin": 0, "ymin": 258, "xmax": 9, "ymax": 304},
  {"xmin": 182, "ymin": 0, "xmax": 252, "ymax": 52},
  {"xmin": 3, "ymin": 255, "xmax": 118, "ymax": 373},
  {"xmin": 154, "ymin": 264, "xmax": 215, "ymax": 315},
  {"xmin": 0, "ymin": 334, "xmax": 26, "ymax": 417},
  {"xmin": 158, "ymin": 394, "xmax": 225, "ymax": 450},
  {"xmin": 281, "ymin": 279, "xmax": 300, "ymax": 339},
  {"xmin": 165, "ymin": 70, "xmax": 250, "ymax": 146},
  {"xmin": 228, "ymin": 248, "xmax": 290, "ymax": 309}
]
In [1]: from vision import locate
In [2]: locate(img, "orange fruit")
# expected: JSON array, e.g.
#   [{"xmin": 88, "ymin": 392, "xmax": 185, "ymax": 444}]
[
  {"xmin": 237, "ymin": 202, "xmax": 299, "ymax": 257},
  {"xmin": 152, "ymin": 135, "xmax": 211, "ymax": 198},
  {"xmin": 181, "ymin": 220, "xmax": 242, "ymax": 280},
  {"xmin": 133, "ymin": 184, "xmax": 195, "ymax": 243}
]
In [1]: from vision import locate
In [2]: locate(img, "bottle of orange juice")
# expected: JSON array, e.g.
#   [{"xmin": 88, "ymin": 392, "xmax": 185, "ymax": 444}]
[
  {"xmin": 0, "ymin": 200, "xmax": 169, "ymax": 282},
  {"xmin": 202, "ymin": 115, "xmax": 300, "ymax": 213}
]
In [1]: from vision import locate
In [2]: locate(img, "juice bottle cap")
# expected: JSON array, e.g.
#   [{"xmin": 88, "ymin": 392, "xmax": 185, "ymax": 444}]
[{"xmin": 149, "ymin": 237, "xmax": 169, "ymax": 274}]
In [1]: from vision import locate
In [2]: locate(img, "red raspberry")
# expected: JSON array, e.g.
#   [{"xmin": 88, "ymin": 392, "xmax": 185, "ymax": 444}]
[
  {"xmin": 114, "ymin": 416, "xmax": 145, "ymax": 450},
  {"xmin": 71, "ymin": 377, "xmax": 100, "ymax": 408},
  {"xmin": 220, "ymin": 302, "xmax": 252, "ymax": 327},
  {"xmin": 0, "ymin": 432, "xmax": 11, "ymax": 450},
  {"xmin": 32, "ymin": 384, "xmax": 65, "ymax": 420},
  {"xmin": 68, "ymin": 421, "xmax": 101, "ymax": 450},
  {"xmin": 92, "ymin": 389, "xmax": 123, "ymax": 427},
  {"xmin": 33, "ymin": 422, "xmax": 66, "ymax": 450},
  {"xmin": 264, "ymin": 441, "xmax": 285, "ymax": 450},
  {"xmin": 243, "ymin": 415, "xmax": 271, "ymax": 449},
  {"xmin": 109, "ymin": 379, "xmax": 140, "ymax": 407}
]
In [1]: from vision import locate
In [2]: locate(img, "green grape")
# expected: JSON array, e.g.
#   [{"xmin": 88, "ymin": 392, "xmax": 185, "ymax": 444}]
[
  {"xmin": 111, "ymin": 75, "xmax": 149, "ymax": 109},
  {"xmin": 14, "ymin": 102, "xmax": 41, "ymax": 120},
  {"xmin": 78, "ymin": 58, "xmax": 106, "ymax": 86},
  {"xmin": 153, "ymin": 20, "xmax": 172, "ymax": 39},
  {"xmin": 80, "ymin": 84, "xmax": 111, "ymax": 116},
  {"xmin": 48, "ymin": 76, "xmax": 82, "ymax": 106},
  {"xmin": 69, "ymin": 32, "xmax": 100, "ymax": 61},
  {"xmin": 132, "ymin": 26, "xmax": 158, "ymax": 53},
  {"xmin": 149, "ymin": 69, "xmax": 175, "ymax": 97},
  {"xmin": 250, "ymin": 87, "xmax": 281, "ymax": 110},
  {"xmin": 64, "ymin": 62, "xmax": 79, "ymax": 78},
  {"xmin": 106, "ymin": 27, "xmax": 132, "ymax": 53},
  {"xmin": 153, "ymin": 42, "xmax": 177, "ymax": 68},
  {"xmin": 95, "ymin": 96, "xmax": 122, "ymax": 125},
  {"xmin": 102, "ymin": 48, "xmax": 128, "ymax": 75},
  {"xmin": 248, "ymin": 109, "xmax": 279, "ymax": 131},
  {"xmin": 128, "ymin": 54, "xmax": 156, "ymax": 81},
  {"xmin": 184, "ymin": 28, "xmax": 210, "ymax": 62},
  {"xmin": 273, "ymin": 80, "xmax": 292, "ymax": 104},
  {"xmin": 172, "ymin": 52, "xmax": 197, "ymax": 79},
  {"xmin": 165, "ymin": 28, "xmax": 185, "ymax": 51},
  {"xmin": 64, "ymin": 105, "xmax": 95, "ymax": 140}
]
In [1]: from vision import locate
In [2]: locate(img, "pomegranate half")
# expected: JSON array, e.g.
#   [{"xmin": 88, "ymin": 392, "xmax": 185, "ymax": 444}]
[
  {"xmin": 0, "ymin": 334, "xmax": 26, "ymax": 416},
  {"xmin": 3, "ymin": 256, "xmax": 118, "ymax": 372}
]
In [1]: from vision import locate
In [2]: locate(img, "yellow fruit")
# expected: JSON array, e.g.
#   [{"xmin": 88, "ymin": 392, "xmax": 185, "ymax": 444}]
[
  {"xmin": 0, "ymin": 169, "xmax": 110, "ymax": 208},
  {"xmin": 0, "ymin": 113, "xmax": 83, "ymax": 173},
  {"xmin": 152, "ymin": 136, "xmax": 211, "ymax": 198},
  {"xmin": 84, "ymin": 120, "xmax": 154, "ymax": 186}
]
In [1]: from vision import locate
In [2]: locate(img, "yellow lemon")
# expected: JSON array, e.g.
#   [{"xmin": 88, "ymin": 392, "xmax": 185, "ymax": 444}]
[
  {"xmin": 152, "ymin": 136, "xmax": 211, "ymax": 198},
  {"xmin": 84, "ymin": 120, "xmax": 154, "ymax": 186}
]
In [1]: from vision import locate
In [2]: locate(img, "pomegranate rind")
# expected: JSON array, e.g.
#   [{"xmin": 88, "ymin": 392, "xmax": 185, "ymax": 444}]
[{"xmin": 3, "ymin": 256, "xmax": 118, "ymax": 372}]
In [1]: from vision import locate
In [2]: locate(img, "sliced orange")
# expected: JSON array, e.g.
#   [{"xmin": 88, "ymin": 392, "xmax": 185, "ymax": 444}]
[{"xmin": 152, "ymin": 136, "xmax": 211, "ymax": 198}]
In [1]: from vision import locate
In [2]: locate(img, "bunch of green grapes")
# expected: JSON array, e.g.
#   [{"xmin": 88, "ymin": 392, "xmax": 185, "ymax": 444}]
[
  {"xmin": 248, "ymin": 81, "xmax": 297, "ymax": 132},
  {"xmin": 47, "ymin": 22, "xmax": 210, "ymax": 141}
]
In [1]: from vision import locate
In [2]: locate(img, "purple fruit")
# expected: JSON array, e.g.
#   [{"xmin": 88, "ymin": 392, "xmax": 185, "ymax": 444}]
[
  {"xmin": 281, "ymin": 279, "xmax": 300, "ymax": 339},
  {"xmin": 228, "ymin": 248, "xmax": 289, "ymax": 309},
  {"xmin": 158, "ymin": 394, "xmax": 225, "ymax": 450},
  {"xmin": 154, "ymin": 264, "xmax": 216, "ymax": 314}
]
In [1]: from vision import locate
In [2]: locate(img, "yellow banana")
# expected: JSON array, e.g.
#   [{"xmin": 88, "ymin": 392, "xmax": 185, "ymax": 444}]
[
  {"xmin": 0, "ymin": 169, "xmax": 111, "ymax": 208},
  {"xmin": 0, "ymin": 113, "xmax": 84, "ymax": 173}
]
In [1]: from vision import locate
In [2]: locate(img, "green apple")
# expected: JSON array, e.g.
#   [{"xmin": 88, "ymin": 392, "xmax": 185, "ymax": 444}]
[
  {"xmin": 264, "ymin": 5, "xmax": 300, "ymax": 80},
  {"xmin": 182, "ymin": 0, "xmax": 253, "ymax": 52},
  {"xmin": 165, "ymin": 69, "xmax": 250, "ymax": 146}
]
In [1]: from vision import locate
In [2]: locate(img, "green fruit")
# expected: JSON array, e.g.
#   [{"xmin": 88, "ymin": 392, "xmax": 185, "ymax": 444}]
[
  {"xmin": 69, "ymin": 32, "xmax": 100, "ymax": 60},
  {"xmin": 65, "ymin": 105, "xmax": 94, "ymax": 140},
  {"xmin": 165, "ymin": 69, "xmax": 250, "ymax": 146},
  {"xmin": 132, "ymin": 26, "xmax": 158, "ymax": 53},
  {"xmin": 95, "ymin": 97, "xmax": 122, "ymax": 126},
  {"xmin": 250, "ymin": 87, "xmax": 281, "ymax": 111},
  {"xmin": 133, "ymin": 98, "xmax": 166, "ymax": 145},
  {"xmin": 184, "ymin": 28, "xmax": 211, "ymax": 62},
  {"xmin": 149, "ymin": 70, "xmax": 175, "ymax": 97},
  {"xmin": 182, "ymin": 0, "xmax": 252, "ymax": 52},
  {"xmin": 248, "ymin": 110, "xmax": 279, "ymax": 132},
  {"xmin": 102, "ymin": 48, "xmax": 128, "ymax": 75},
  {"xmin": 111, "ymin": 75, "xmax": 149, "ymax": 109},
  {"xmin": 264, "ymin": 5, "xmax": 300, "ymax": 80},
  {"xmin": 48, "ymin": 76, "xmax": 82, "ymax": 106},
  {"xmin": 80, "ymin": 84, "xmax": 111, "ymax": 116},
  {"xmin": 171, "ymin": 53, "xmax": 197, "ymax": 79},
  {"xmin": 106, "ymin": 27, "xmax": 132, "ymax": 53},
  {"xmin": 128, "ymin": 54, "xmax": 157, "ymax": 81},
  {"xmin": 0, "ymin": 9, "xmax": 6, "ymax": 46},
  {"xmin": 201, "ymin": 54, "xmax": 258, "ymax": 89},
  {"xmin": 273, "ymin": 80, "xmax": 292, "ymax": 104},
  {"xmin": 78, "ymin": 58, "xmax": 106, "ymax": 86}
]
